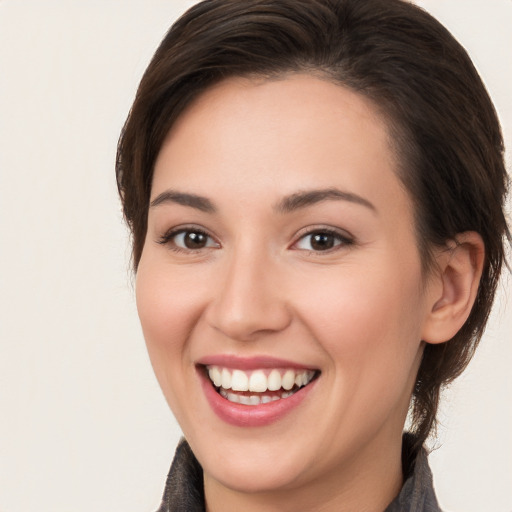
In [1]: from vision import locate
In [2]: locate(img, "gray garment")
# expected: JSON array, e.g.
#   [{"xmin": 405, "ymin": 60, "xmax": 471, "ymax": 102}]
[
  {"xmin": 156, "ymin": 435, "xmax": 442, "ymax": 512},
  {"xmin": 384, "ymin": 434, "xmax": 442, "ymax": 512}
]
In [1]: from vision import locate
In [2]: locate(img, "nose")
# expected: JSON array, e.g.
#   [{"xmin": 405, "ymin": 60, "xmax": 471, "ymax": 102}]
[{"xmin": 205, "ymin": 248, "xmax": 292, "ymax": 342}]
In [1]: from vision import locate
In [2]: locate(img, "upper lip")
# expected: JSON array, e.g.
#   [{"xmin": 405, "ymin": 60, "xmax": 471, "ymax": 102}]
[{"xmin": 195, "ymin": 354, "xmax": 318, "ymax": 371}]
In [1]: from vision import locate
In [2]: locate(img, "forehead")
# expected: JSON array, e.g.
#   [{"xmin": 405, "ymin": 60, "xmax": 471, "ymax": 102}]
[
  {"xmin": 152, "ymin": 74, "xmax": 407, "ymax": 217},
  {"xmin": 162, "ymin": 74, "xmax": 391, "ymax": 154}
]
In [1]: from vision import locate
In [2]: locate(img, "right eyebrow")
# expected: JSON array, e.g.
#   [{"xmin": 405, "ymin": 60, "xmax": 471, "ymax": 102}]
[
  {"xmin": 274, "ymin": 187, "xmax": 377, "ymax": 215},
  {"xmin": 149, "ymin": 190, "xmax": 216, "ymax": 213}
]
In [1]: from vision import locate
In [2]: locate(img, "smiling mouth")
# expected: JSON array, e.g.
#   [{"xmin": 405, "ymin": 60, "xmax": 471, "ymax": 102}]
[{"xmin": 204, "ymin": 366, "xmax": 320, "ymax": 406}]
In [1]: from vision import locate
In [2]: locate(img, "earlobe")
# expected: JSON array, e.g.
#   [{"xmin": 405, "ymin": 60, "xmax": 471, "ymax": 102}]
[{"xmin": 422, "ymin": 232, "xmax": 485, "ymax": 344}]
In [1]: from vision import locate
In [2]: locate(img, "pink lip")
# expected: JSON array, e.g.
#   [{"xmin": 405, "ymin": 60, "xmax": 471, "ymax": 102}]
[
  {"xmin": 196, "ymin": 354, "xmax": 317, "ymax": 371},
  {"xmin": 197, "ymin": 363, "xmax": 319, "ymax": 428}
]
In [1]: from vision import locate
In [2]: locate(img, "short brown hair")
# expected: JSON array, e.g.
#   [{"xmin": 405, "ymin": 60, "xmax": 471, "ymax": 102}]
[{"xmin": 116, "ymin": 0, "xmax": 510, "ymax": 450}]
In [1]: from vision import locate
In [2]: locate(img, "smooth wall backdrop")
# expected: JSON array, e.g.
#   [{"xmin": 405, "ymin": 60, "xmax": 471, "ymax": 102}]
[{"xmin": 0, "ymin": 1, "xmax": 510, "ymax": 511}]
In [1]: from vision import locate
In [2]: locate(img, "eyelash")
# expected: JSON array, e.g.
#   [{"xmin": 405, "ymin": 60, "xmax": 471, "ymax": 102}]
[{"xmin": 157, "ymin": 226, "xmax": 354, "ymax": 254}]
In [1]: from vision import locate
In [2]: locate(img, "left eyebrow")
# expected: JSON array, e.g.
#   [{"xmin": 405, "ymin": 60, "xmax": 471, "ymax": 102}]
[
  {"xmin": 150, "ymin": 190, "xmax": 216, "ymax": 213},
  {"xmin": 274, "ymin": 188, "xmax": 377, "ymax": 214}
]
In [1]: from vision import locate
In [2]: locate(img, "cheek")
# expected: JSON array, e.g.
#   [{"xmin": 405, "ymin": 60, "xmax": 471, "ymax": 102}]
[
  {"xmin": 136, "ymin": 269, "xmax": 185, "ymax": 354},
  {"xmin": 293, "ymin": 259, "xmax": 425, "ymax": 398},
  {"xmin": 135, "ymin": 255, "xmax": 206, "ymax": 401}
]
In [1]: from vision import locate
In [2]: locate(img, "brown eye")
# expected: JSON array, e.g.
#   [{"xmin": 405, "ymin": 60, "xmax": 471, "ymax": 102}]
[
  {"xmin": 310, "ymin": 233, "xmax": 336, "ymax": 251},
  {"xmin": 182, "ymin": 231, "xmax": 208, "ymax": 249},
  {"xmin": 160, "ymin": 229, "xmax": 219, "ymax": 251},
  {"xmin": 294, "ymin": 229, "xmax": 352, "ymax": 252}
]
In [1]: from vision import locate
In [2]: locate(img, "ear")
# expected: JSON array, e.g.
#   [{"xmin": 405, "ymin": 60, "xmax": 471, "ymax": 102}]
[{"xmin": 421, "ymin": 231, "xmax": 485, "ymax": 344}]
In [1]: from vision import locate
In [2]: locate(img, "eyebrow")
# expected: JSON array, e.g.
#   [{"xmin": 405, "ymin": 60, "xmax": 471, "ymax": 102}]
[
  {"xmin": 149, "ymin": 187, "xmax": 376, "ymax": 215},
  {"xmin": 150, "ymin": 190, "xmax": 216, "ymax": 213},
  {"xmin": 275, "ymin": 188, "xmax": 377, "ymax": 214}
]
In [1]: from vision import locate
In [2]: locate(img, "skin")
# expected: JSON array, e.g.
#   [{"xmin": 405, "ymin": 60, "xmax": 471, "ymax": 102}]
[{"xmin": 136, "ymin": 75, "xmax": 484, "ymax": 512}]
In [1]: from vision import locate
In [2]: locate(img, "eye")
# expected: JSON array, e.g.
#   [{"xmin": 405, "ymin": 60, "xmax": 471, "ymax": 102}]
[
  {"xmin": 293, "ymin": 229, "xmax": 352, "ymax": 252},
  {"xmin": 158, "ymin": 228, "xmax": 219, "ymax": 252}
]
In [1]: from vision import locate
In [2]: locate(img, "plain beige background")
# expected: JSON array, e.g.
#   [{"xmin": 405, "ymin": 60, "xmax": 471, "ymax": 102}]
[{"xmin": 0, "ymin": 1, "xmax": 510, "ymax": 511}]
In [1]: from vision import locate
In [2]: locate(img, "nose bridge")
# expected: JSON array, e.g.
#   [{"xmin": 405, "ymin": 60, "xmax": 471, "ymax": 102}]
[{"xmin": 206, "ymin": 242, "xmax": 290, "ymax": 340}]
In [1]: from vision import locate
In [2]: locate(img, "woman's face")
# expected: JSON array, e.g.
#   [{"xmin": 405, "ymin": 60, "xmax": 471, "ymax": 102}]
[{"xmin": 136, "ymin": 75, "xmax": 436, "ymax": 497}]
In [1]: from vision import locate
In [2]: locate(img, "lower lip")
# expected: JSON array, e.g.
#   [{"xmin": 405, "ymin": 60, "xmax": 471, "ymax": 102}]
[{"xmin": 199, "ymin": 369, "xmax": 318, "ymax": 427}]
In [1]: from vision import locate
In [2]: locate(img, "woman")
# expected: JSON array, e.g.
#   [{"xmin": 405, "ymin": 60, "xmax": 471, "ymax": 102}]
[{"xmin": 116, "ymin": 0, "xmax": 509, "ymax": 510}]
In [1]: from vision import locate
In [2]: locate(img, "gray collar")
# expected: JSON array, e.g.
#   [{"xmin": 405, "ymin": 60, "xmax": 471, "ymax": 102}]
[{"xmin": 385, "ymin": 434, "xmax": 442, "ymax": 512}]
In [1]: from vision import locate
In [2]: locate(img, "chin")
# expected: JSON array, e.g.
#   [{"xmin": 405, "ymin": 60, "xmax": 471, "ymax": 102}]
[
  {"xmin": 206, "ymin": 454, "xmax": 307, "ymax": 494},
  {"xmin": 190, "ymin": 432, "xmax": 312, "ymax": 494}
]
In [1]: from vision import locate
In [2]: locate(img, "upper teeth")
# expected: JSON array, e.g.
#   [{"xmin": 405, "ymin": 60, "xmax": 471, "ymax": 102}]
[{"xmin": 207, "ymin": 366, "xmax": 315, "ymax": 392}]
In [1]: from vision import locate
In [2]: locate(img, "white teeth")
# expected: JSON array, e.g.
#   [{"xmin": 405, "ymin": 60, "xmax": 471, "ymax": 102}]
[
  {"xmin": 267, "ymin": 369, "xmax": 282, "ymax": 391},
  {"xmin": 248, "ymin": 395, "xmax": 260, "ymax": 405},
  {"xmin": 221, "ymin": 368, "xmax": 232, "ymax": 389},
  {"xmin": 249, "ymin": 370, "xmax": 268, "ymax": 392},
  {"xmin": 239, "ymin": 395, "xmax": 252, "ymax": 405},
  {"xmin": 227, "ymin": 392, "xmax": 239, "ymax": 403},
  {"xmin": 209, "ymin": 367, "xmax": 222, "ymax": 387},
  {"xmin": 220, "ymin": 389, "xmax": 238, "ymax": 402},
  {"xmin": 295, "ymin": 372, "xmax": 310, "ymax": 387},
  {"xmin": 219, "ymin": 387, "xmax": 301, "ymax": 406},
  {"xmin": 207, "ymin": 365, "xmax": 317, "ymax": 402},
  {"xmin": 231, "ymin": 369, "xmax": 249, "ymax": 391},
  {"xmin": 281, "ymin": 370, "xmax": 295, "ymax": 390}
]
